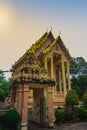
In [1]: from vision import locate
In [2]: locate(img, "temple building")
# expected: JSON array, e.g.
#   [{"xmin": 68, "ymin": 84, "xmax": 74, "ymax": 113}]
[{"xmin": 11, "ymin": 31, "xmax": 72, "ymax": 130}]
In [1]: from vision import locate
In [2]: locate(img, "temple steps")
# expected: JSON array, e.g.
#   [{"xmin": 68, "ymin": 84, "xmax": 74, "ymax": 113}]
[{"xmin": 53, "ymin": 92, "xmax": 65, "ymax": 106}]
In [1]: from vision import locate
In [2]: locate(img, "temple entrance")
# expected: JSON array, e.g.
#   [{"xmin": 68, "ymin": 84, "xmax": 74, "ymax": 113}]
[
  {"xmin": 27, "ymin": 88, "xmax": 47, "ymax": 127},
  {"xmin": 32, "ymin": 88, "xmax": 45, "ymax": 125},
  {"xmin": 27, "ymin": 84, "xmax": 54, "ymax": 128},
  {"xmin": 40, "ymin": 97, "xmax": 46, "ymax": 126}
]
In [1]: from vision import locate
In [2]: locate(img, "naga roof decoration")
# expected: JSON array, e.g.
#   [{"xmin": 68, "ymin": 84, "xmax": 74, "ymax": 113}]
[
  {"xmin": 13, "ymin": 31, "xmax": 72, "ymax": 68},
  {"xmin": 58, "ymin": 36, "xmax": 72, "ymax": 61},
  {"xmin": 26, "ymin": 32, "xmax": 48, "ymax": 53},
  {"xmin": 26, "ymin": 31, "xmax": 54, "ymax": 54}
]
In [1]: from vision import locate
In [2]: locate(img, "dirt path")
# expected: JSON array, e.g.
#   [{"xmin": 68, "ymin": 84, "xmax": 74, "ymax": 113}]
[{"xmin": 29, "ymin": 122, "xmax": 87, "ymax": 130}]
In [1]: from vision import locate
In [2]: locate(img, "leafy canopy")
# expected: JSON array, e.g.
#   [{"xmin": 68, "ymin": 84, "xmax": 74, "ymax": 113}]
[
  {"xmin": 70, "ymin": 57, "xmax": 87, "ymax": 100},
  {"xmin": 70, "ymin": 57, "xmax": 87, "ymax": 77}
]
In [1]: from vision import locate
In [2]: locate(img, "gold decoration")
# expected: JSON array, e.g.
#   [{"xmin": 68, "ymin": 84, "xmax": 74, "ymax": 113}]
[{"xmin": 43, "ymin": 57, "xmax": 47, "ymax": 63}]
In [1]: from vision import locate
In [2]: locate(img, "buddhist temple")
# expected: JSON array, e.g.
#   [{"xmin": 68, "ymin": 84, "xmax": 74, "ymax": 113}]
[{"xmin": 11, "ymin": 31, "xmax": 72, "ymax": 130}]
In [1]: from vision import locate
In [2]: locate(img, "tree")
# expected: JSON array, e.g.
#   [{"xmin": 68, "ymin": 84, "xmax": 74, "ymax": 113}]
[
  {"xmin": 82, "ymin": 89, "xmax": 87, "ymax": 105},
  {"xmin": 70, "ymin": 57, "xmax": 87, "ymax": 100},
  {"xmin": 71, "ymin": 75, "xmax": 87, "ymax": 100},
  {"xmin": 65, "ymin": 89, "xmax": 79, "ymax": 109},
  {"xmin": 0, "ymin": 70, "xmax": 11, "ymax": 97},
  {"xmin": 0, "ymin": 88, "xmax": 5, "ymax": 101},
  {"xmin": 70, "ymin": 57, "xmax": 87, "ymax": 77}
]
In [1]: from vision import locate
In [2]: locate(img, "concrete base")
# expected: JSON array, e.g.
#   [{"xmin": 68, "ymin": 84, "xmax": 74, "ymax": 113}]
[
  {"xmin": 48, "ymin": 120, "xmax": 55, "ymax": 128},
  {"xmin": 21, "ymin": 123, "xmax": 28, "ymax": 130}
]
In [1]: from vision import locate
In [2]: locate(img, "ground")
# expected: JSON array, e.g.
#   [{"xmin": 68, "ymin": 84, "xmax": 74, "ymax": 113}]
[{"xmin": 29, "ymin": 122, "xmax": 87, "ymax": 130}]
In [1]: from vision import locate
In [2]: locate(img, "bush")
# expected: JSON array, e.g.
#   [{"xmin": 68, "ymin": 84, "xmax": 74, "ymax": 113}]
[
  {"xmin": 0, "ymin": 108, "xmax": 20, "ymax": 130},
  {"xmin": 76, "ymin": 107, "xmax": 87, "ymax": 121},
  {"xmin": 0, "ymin": 114, "xmax": 6, "ymax": 129},
  {"xmin": 65, "ymin": 109, "xmax": 76, "ymax": 121},
  {"xmin": 65, "ymin": 89, "xmax": 79, "ymax": 109},
  {"xmin": 55, "ymin": 109, "xmax": 65, "ymax": 122},
  {"xmin": 82, "ymin": 89, "xmax": 87, "ymax": 105}
]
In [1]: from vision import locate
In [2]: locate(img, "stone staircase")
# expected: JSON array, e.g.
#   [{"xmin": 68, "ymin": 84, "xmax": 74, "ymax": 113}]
[{"xmin": 53, "ymin": 91, "xmax": 65, "ymax": 106}]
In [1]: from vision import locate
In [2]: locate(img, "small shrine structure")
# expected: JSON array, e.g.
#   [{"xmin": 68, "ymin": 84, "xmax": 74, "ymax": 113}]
[{"xmin": 11, "ymin": 31, "xmax": 72, "ymax": 130}]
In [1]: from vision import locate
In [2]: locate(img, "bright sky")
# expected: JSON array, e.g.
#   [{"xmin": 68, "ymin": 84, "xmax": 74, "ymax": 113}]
[{"xmin": 0, "ymin": 0, "xmax": 87, "ymax": 78}]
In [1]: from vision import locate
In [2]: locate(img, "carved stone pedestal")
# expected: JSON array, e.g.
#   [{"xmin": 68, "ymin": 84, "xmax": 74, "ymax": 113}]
[{"xmin": 21, "ymin": 123, "xmax": 28, "ymax": 130}]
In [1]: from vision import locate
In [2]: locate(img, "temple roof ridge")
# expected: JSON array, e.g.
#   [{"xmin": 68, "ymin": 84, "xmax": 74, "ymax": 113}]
[
  {"xmin": 26, "ymin": 31, "xmax": 55, "ymax": 54},
  {"xmin": 42, "ymin": 35, "xmax": 72, "ymax": 61},
  {"xmin": 56, "ymin": 35, "xmax": 73, "ymax": 61},
  {"xmin": 26, "ymin": 31, "xmax": 48, "ymax": 53}
]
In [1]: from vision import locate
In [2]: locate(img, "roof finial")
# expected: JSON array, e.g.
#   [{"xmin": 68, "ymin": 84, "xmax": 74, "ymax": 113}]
[{"xmin": 59, "ymin": 30, "xmax": 61, "ymax": 36}]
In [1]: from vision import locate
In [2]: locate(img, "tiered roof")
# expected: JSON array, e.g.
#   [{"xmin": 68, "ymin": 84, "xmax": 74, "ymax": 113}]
[{"xmin": 13, "ymin": 31, "xmax": 72, "ymax": 68}]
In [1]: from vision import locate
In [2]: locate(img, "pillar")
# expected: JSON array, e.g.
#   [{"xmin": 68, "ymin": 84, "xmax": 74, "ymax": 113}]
[
  {"xmin": 51, "ymin": 54, "xmax": 56, "ymax": 95},
  {"xmin": 58, "ymin": 69, "xmax": 62, "ymax": 94},
  {"xmin": 51, "ymin": 56, "xmax": 54, "ymax": 80},
  {"xmin": 10, "ymin": 87, "xmax": 16, "ymax": 107},
  {"xmin": 17, "ymin": 85, "xmax": 23, "ymax": 115},
  {"xmin": 61, "ymin": 55, "xmax": 66, "ymax": 96},
  {"xmin": 66, "ymin": 62, "xmax": 71, "ymax": 90},
  {"xmin": 47, "ymin": 86, "xmax": 55, "ymax": 127},
  {"xmin": 21, "ymin": 84, "xmax": 29, "ymax": 130}
]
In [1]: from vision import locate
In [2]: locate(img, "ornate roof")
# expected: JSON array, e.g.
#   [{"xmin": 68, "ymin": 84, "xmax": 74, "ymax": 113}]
[
  {"xmin": 26, "ymin": 31, "xmax": 54, "ymax": 54},
  {"xmin": 13, "ymin": 31, "xmax": 72, "ymax": 68},
  {"xmin": 42, "ymin": 35, "xmax": 72, "ymax": 62}
]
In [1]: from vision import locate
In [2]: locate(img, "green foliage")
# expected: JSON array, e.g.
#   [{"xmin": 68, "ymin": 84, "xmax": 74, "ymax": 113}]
[
  {"xmin": 55, "ymin": 107, "xmax": 87, "ymax": 123},
  {"xmin": 71, "ymin": 75, "xmax": 87, "ymax": 100},
  {"xmin": 70, "ymin": 57, "xmax": 87, "ymax": 77},
  {"xmin": 65, "ymin": 109, "xmax": 76, "ymax": 121},
  {"xmin": 0, "ymin": 108, "xmax": 20, "ymax": 130},
  {"xmin": 70, "ymin": 57, "xmax": 87, "ymax": 100},
  {"xmin": 0, "ymin": 70, "xmax": 11, "ymax": 97},
  {"xmin": 40, "ymin": 78, "xmax": 48, "ymax": 84},
  {"xmin": 82, "ymin": 89, "xmax": 87, "ymax": 105},
  {"xmin": 0, "ymin": 88, "xmax": 5, "ymax": 101},
  {"xmin": 55, "ymin": 109, "xmax": 65, "ymax": 122},
  {"xmin": 76, "ymin": 107, "xmax": 87, "ymax": 121},
  {"xmin": 65, "ymin": 89, "xmax": 79, "ymax": 108}
]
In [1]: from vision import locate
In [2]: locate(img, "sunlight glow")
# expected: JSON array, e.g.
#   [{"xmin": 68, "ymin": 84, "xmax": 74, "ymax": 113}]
[{"xmin": 0, "ymin": 5, "xmax": 13, "ymax": 30}]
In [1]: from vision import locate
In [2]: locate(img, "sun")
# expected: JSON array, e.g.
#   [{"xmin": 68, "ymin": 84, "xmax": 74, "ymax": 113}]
[
  {"xmin": 0, "ymin": 11, "xmax": 7, "ymax": 26},
  {"xmin": 0, "ymin": 6, "xmax": 12, "ymax": 30}
]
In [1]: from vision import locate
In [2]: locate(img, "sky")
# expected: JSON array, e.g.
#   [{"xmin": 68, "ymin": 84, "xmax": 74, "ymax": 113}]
[{"xmin": 0, "ymin": 0, "xmax": 87, "ymax": 79}]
